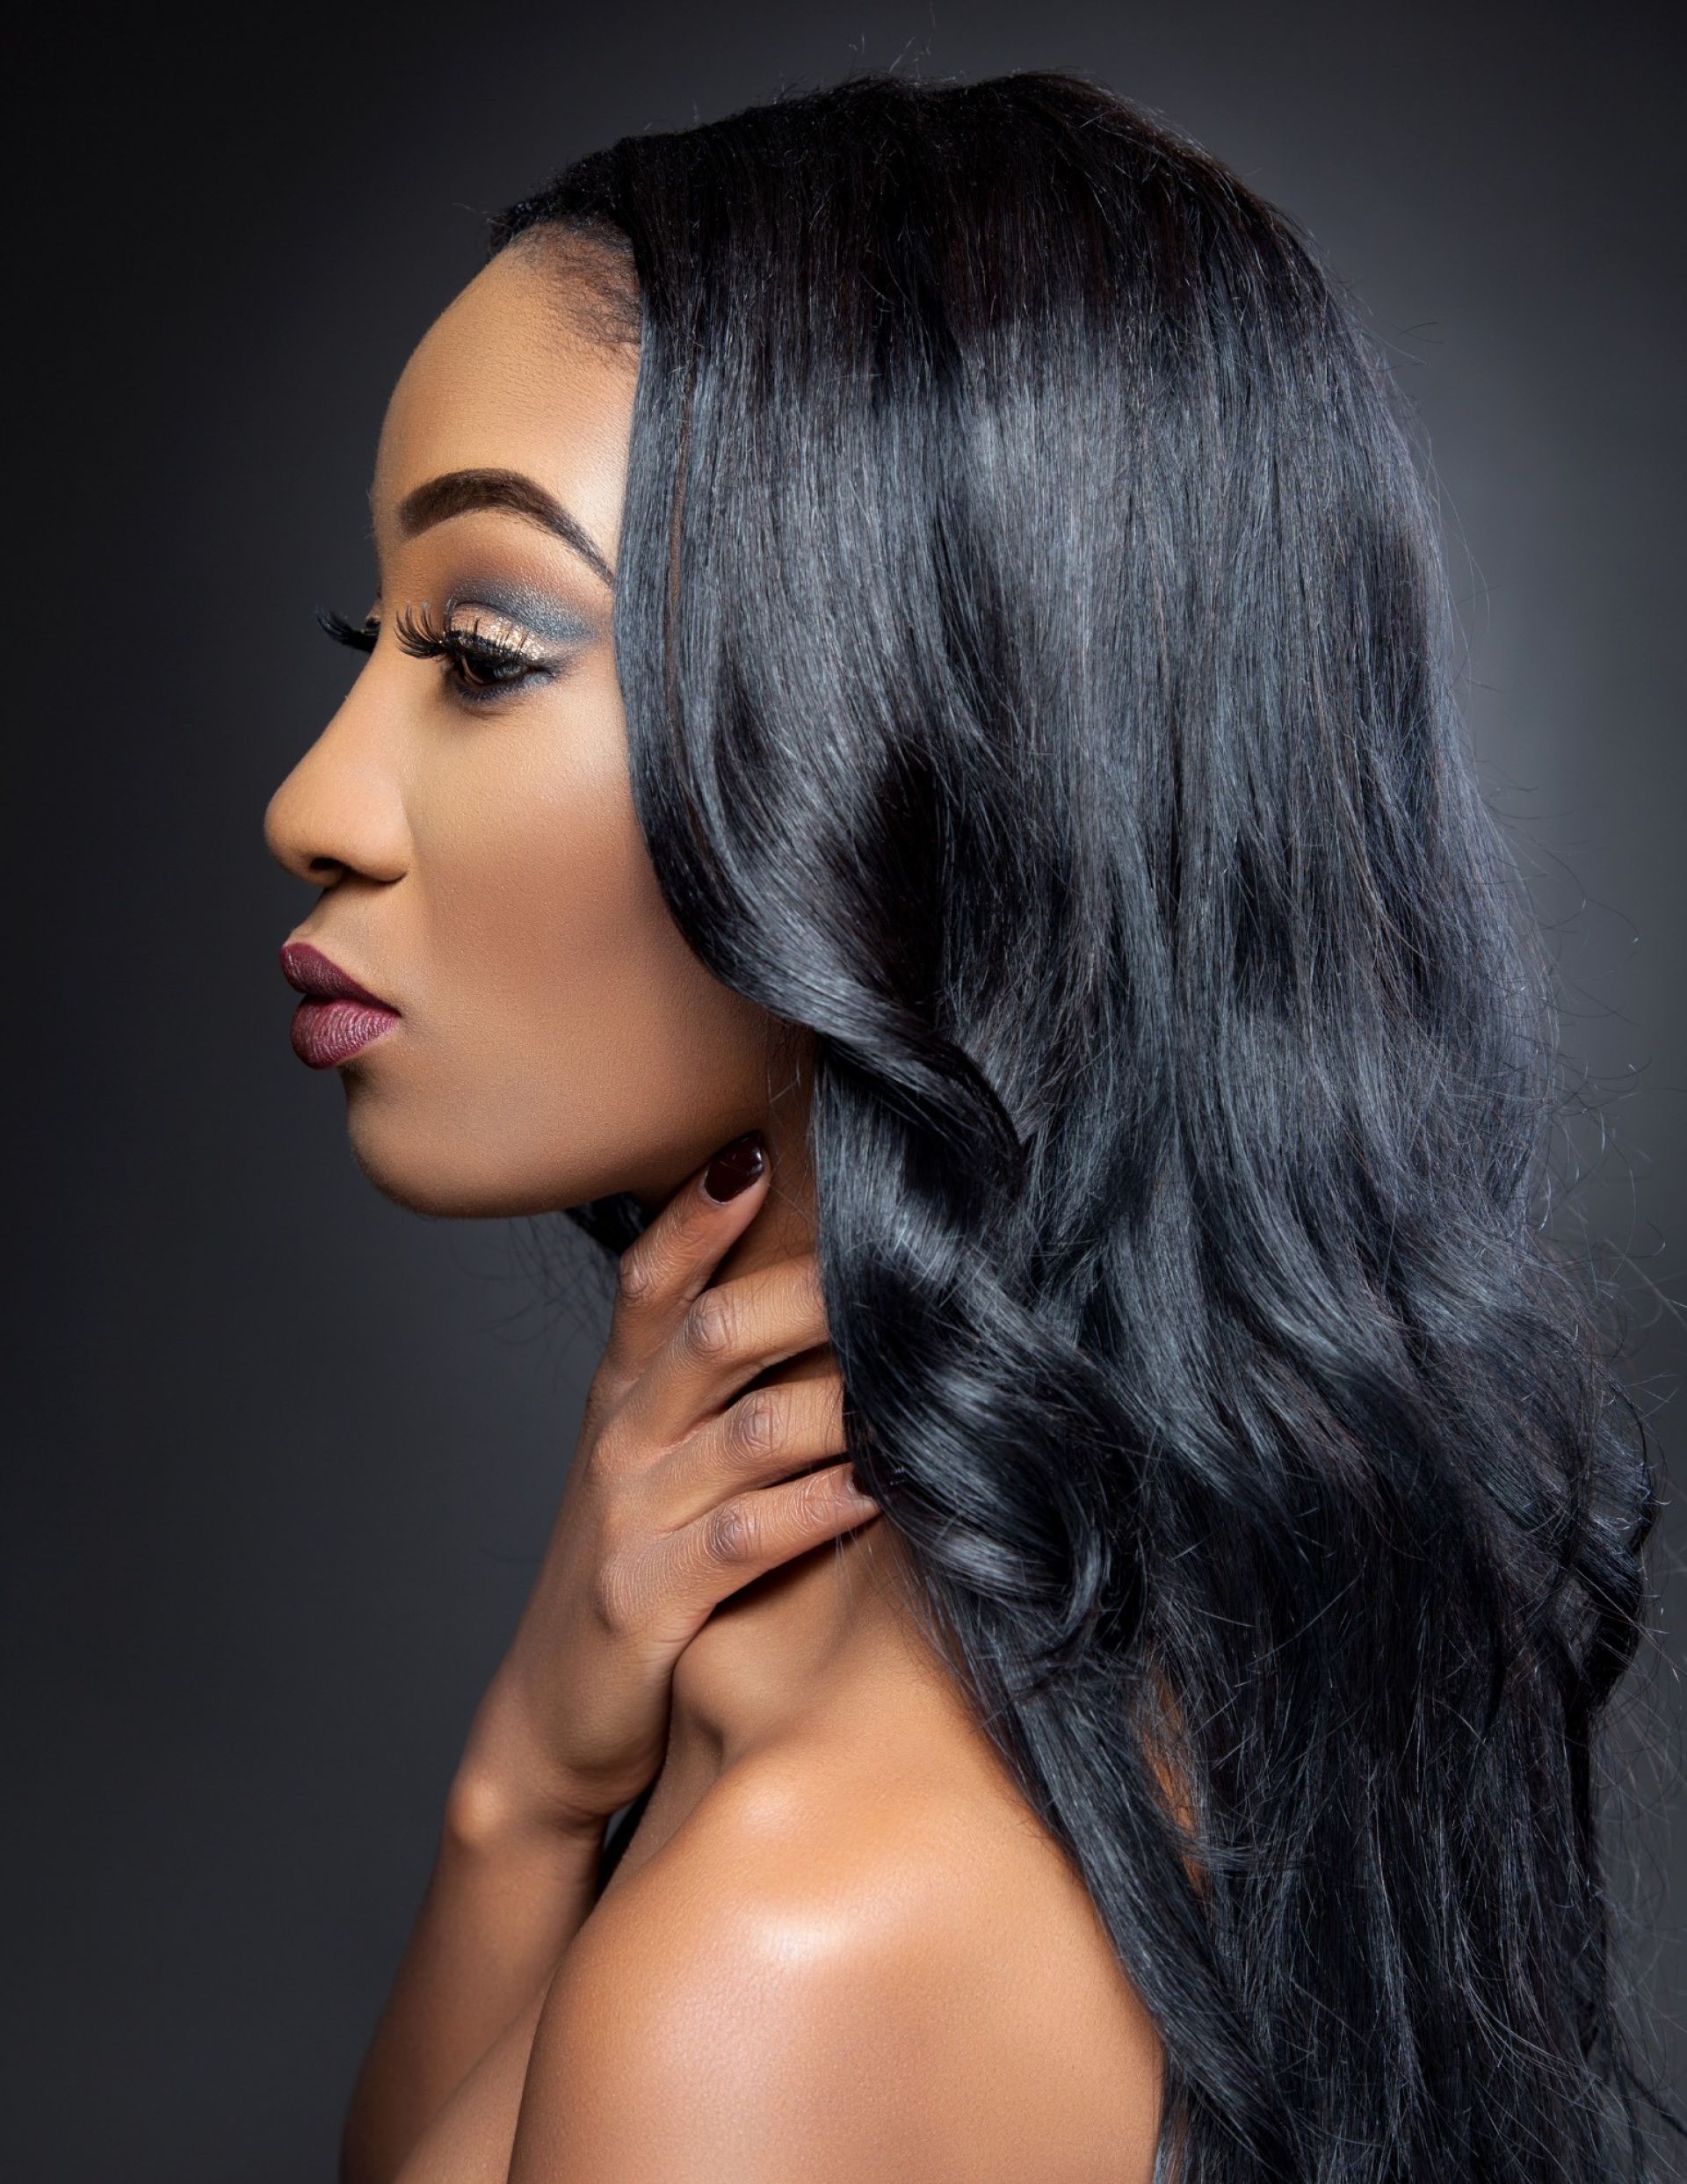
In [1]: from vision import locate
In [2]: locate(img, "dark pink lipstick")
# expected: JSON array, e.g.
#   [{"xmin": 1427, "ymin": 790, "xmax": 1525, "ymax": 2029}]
[{"xmin": 279, "ymin": 940, "xmax": 401, "ymax": 1070}]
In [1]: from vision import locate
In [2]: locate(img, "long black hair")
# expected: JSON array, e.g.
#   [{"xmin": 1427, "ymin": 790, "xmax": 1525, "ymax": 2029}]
[{"xmin": 491, "ymin": 70, "xmax": 1671, "ymax": 2183}]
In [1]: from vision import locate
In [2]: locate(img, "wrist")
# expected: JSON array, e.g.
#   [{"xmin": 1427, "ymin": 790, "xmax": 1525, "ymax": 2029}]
[
  {"xmin": 453, "ymin": 1677, "xmax": 610, "ymax": 1846},
  {"xmin": 444, "ymin": 1753, "xmax": 606, "ymax": 1854}
]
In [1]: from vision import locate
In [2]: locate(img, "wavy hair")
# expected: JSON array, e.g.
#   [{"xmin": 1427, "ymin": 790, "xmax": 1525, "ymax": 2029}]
[{"xmin": 490, "ymin": 70, "xmax": 1670, "ymax": 2183}]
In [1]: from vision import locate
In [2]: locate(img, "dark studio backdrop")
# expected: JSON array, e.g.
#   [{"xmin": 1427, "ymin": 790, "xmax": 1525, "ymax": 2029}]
[{"xmin": 15, "ymin": 4, "xmax": 1683, "ymax": 2173}]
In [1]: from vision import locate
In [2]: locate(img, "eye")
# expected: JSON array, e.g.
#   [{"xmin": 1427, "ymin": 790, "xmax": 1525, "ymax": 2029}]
[
  {"xmin": 391, "ymin": 602, "xmax": 557, "ymax": 707},
  {"xmin": 315, "ymin": 598, "xmax": 577, "ymax": 707}
]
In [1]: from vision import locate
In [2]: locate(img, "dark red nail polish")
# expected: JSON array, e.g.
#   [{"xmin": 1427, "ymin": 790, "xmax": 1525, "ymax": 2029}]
[{"xmin": 702, "ymin": 1131, "xmax": 766, "ymax": 1203}]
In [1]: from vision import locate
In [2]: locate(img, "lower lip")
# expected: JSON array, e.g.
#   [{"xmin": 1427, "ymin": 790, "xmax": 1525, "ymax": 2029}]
[{"xmin": 290, "ymin": 998, "xmax": 401, "ymax": 1070}]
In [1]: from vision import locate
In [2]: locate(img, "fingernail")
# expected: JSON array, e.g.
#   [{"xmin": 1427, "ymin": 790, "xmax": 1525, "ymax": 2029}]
[{"xmin": 702, "ymin": 1130, "xmax": 766, "ymax": 1203}]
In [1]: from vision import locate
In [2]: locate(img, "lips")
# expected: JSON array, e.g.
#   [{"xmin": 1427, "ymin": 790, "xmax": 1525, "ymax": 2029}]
[
  {"xmin": 279, "ymin": 941, "xmax": 395, "ymax": 1008},
  {"xmin": 279, "ymin": 940, "xmax": 401, "ymax": 1069}
]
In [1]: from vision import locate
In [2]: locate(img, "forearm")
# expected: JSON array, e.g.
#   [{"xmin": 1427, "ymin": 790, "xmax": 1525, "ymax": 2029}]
[{"xmin": 339, "ymin": 1766, "xmax": 605, "ymax": 2184}]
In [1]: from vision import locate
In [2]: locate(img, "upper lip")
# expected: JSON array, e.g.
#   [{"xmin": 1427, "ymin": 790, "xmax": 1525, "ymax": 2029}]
[{"xmin": 279, "ymin": 940, "xmax": 398, "ymax": 1011}]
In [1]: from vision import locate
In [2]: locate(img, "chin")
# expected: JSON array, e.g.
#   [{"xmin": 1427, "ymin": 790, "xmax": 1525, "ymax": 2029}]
[{"xmin": 343, "ymin": 1094, "xmax": 576, "ymax": 1221}]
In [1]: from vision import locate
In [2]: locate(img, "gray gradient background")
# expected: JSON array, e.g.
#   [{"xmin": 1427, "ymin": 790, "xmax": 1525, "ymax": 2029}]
[{"xmin": 17, "ymin": 3, "xmax": 1683, "ymax": 2174}]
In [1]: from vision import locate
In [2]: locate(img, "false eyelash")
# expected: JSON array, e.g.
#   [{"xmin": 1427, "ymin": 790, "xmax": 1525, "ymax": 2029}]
[
  {"xmin": 315, "ymin": 598, "xmax": 552, "ymax": 705},
  {"xmin": 389, "ymin": 600, "xmax": 547, "ymax": 697},
  {"xmin": 316, "ymin": 605, "xmax": 379, "ymax": 653}
]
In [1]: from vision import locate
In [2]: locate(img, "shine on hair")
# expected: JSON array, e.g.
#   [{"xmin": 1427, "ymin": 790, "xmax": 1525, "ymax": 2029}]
[{"xmin": 491, "ymin": 69, "xmax": 1672, "ymax": 2184}]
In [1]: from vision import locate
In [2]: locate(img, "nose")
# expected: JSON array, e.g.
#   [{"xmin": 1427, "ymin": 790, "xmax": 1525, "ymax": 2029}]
[{"xmin": 264, "ymin": 686, "xmax": 409, "ymax": 889}]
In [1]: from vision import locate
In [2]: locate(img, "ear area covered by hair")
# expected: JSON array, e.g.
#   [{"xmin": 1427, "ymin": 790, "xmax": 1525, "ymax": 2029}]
[{"xmin": 494, "ymin": 69, "xmax": 1671, "ymax": 2184}]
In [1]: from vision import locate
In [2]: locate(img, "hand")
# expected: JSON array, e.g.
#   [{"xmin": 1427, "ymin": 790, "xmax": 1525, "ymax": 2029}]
[{"xmin": 454, "ymin": 1134, "xmax": 881, "ymax": 1839}]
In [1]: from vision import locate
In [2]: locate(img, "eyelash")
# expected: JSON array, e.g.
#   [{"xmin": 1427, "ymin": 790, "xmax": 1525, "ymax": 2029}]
[{"xmin": 315, "ymin": 602, "xmax": 555, "ymax": 706}]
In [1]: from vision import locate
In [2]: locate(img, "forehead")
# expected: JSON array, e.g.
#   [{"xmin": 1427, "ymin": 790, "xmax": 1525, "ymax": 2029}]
[{"xmin": 372, "ymin": 243, "xmax": 640, "ymax": 554}]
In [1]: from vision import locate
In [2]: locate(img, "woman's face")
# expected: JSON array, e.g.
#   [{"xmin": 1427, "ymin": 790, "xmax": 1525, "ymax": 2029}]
[{"xmin": 264, "ymin": 238, "xmax": 784, "ymax": 1219}]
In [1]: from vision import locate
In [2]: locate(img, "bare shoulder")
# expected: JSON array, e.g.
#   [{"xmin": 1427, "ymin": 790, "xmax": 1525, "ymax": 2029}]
[{"xmin": 507, "ymin": 1740, "xmax": 1163, "ymax": 2184}]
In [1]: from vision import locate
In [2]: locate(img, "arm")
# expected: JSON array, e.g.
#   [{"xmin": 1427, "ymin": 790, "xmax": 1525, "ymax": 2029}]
[
  {"xmin": 338, "ymin": 1768, "xmax": 605, "ymax": 2184},
  {"xmin": 337, "ymin": 1133, "xmax": 881, "ymax": 2184}
]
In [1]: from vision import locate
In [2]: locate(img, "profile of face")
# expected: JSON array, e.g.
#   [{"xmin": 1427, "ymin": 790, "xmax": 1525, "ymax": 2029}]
[{"xmin": 264, "ymin": 238, "xmax": 788, "ymax": 1221}]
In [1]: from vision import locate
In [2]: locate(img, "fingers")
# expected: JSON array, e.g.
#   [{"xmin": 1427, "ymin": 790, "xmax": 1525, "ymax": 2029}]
[
  {"xmin": 660, "ymin": 1373, "xmax": 850, "ymax": 1526},
  {"xmin": 650, "ymin": 1459, "xmax": 883, "ymax": 1628},
  {"xmin": 633, "ymin": 1257, "xmax": 834, "ymax": 1444},
  {"xmin": 602, "ymin": 1133, "xmax": 771, "ymax": 1384}
]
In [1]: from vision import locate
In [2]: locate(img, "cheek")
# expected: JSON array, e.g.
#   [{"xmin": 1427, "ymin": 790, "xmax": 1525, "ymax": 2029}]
[
  {"xmin": 405, "ymin": 710, "xmax": 769, "ymax": 1160},
  {"xmin": 422, "ymin": 728, "xmax": 648, "ymax": 1029}
]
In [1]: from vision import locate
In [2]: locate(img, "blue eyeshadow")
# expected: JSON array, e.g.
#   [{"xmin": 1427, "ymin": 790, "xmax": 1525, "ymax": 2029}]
[{"xmin": 452, "ymin": 582, "xmax": 597, "ymax": 646}]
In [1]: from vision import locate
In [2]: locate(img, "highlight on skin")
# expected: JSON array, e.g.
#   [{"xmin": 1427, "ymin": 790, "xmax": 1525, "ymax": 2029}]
[{"xmin": 476, "ymin": 70, "xmax": 1676, "ymax": 2184}]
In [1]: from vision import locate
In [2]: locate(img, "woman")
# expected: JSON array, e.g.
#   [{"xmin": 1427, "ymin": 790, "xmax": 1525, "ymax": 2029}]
[{"xmin": 264, "ymin": 69, "xmax": 1669, "ymax": 2184}]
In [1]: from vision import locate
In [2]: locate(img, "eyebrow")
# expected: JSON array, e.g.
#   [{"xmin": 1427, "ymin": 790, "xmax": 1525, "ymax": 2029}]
[{"xmin": 395, "ymin": 468, "xmax": 615, "ymax": 589}]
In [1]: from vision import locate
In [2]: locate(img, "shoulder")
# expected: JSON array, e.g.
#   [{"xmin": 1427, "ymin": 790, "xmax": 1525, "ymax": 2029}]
[
  {"xmin": 507, "ymin": 1749, "xmax": 1163, "ymax": 2184},
  {"xmin": 509, "ymin": 1759, "xmax": 966, "ymax": 2182}
]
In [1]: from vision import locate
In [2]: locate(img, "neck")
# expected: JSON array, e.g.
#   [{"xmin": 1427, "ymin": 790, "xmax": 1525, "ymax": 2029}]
[
  {"xmin": 651, "ymin": 1105, "xmax": 929, "ymax": 1790},
  {"xmin": 664, "ymin": 1518, "xmax": 920, "ymax": 1780}
]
